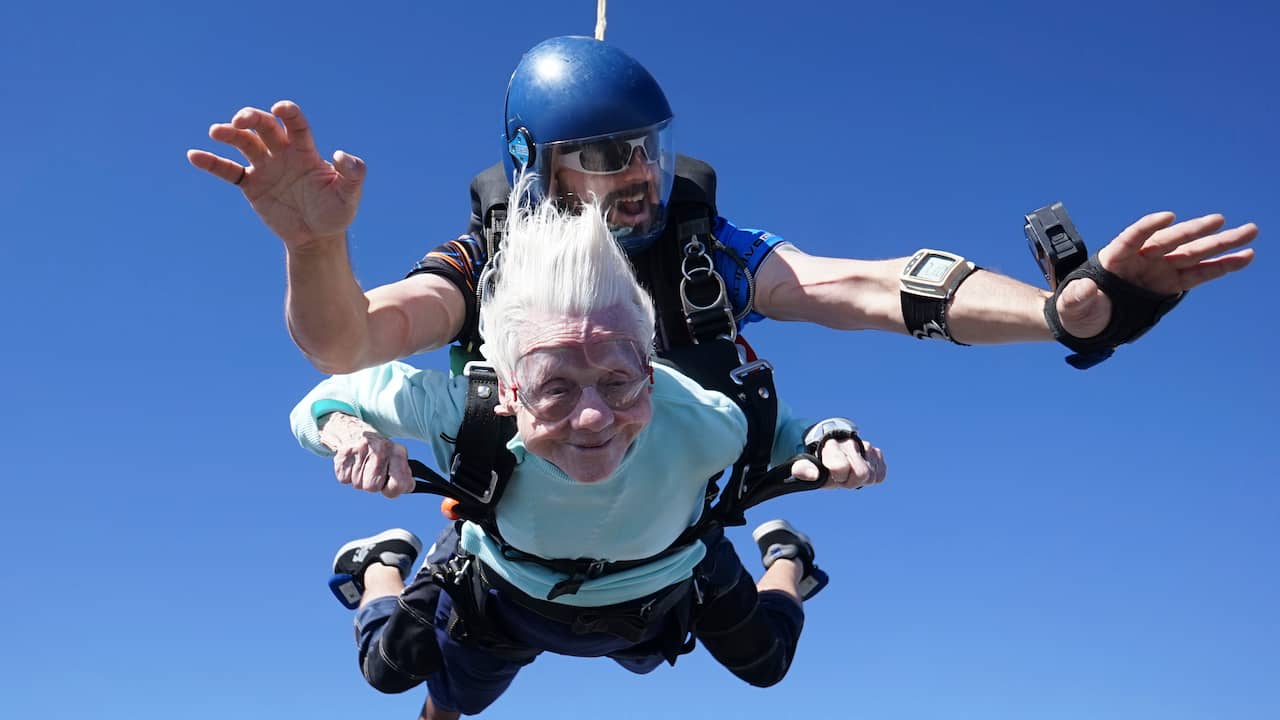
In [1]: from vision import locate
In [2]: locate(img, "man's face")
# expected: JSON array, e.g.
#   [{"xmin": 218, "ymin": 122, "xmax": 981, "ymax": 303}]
[
  {"xmin": 549, "ymin": 141, "xmax": 661, "ymax": 239},
  {"xmin": 496, "ymin": 309, "xmax": 653, "ymax": 484}
]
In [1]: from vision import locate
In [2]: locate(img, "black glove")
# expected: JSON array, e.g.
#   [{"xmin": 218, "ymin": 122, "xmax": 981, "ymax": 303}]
[{"xmin": 1044, "ymin": 252, "xmax": 1186, "ymax": 369}]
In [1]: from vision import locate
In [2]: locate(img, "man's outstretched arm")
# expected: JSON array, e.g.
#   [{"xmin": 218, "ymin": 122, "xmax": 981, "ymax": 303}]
[
  {"xmin": 285, "ymin": 252, "xmax": 466, "ymax": 373},
  {"xmin": 754, "ymin": 211, "xmax": 1256, "ymax": 347},
  {"xmin": 189, "ymin": 100, "xmax": 466, "ymax": 373}
]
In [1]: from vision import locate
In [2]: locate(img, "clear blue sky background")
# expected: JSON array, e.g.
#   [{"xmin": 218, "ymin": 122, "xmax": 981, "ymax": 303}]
[{"xmin": 2, "ymin": 1, "xmax": 1276, "ymax": 718}]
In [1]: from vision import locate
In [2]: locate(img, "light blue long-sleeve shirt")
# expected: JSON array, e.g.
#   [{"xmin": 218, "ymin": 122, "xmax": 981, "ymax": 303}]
[{"xmin": 291, "ymin": 361, "xmax": 810, "ymax": 606}]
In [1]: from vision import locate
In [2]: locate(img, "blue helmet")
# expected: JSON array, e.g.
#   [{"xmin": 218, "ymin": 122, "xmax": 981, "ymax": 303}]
[{"xmin": 504, "ymin": 36, "xmax": 676, "ymax": 252}]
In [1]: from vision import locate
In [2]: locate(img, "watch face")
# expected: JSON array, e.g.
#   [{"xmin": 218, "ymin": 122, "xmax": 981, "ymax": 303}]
[{"xmin": 915, "ymin": 254, "xmax": 955, "ymax": 282}]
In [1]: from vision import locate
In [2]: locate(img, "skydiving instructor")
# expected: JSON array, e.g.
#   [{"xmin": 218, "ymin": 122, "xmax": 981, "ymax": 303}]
[{"xmin": 187, "ymin": 37, "xmax": 1256, "ymax": 398}]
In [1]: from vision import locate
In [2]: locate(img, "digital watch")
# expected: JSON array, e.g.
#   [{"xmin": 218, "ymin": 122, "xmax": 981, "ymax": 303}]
[{"xmin": 899, "ymin": 249, "xmax": 978, "ymax": 344}]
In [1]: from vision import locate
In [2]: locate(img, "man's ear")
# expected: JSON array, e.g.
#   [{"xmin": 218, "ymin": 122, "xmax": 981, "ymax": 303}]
[{"xmin": 493, "ymin": 381, "xmax": 518, "ymax": 417}]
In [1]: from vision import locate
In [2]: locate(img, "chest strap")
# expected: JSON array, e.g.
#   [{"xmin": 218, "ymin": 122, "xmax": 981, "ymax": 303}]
[{"xmin": 408, "ymin": 362, "xmax": 513, "ymax": 536}]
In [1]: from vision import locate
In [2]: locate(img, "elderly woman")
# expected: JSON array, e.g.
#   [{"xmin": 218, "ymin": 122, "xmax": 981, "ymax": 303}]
[{"xmin": 290, "ymin": 184, "xmax": 885, "ymax": 719}]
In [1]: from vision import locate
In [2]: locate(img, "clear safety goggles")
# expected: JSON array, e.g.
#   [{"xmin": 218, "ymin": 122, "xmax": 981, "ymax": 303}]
[{"xmin": 512, "ymin": 340, "xmax": 653, "ymax": 423}]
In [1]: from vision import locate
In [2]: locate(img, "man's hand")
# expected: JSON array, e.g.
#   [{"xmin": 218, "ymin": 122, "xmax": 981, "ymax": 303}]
[
  {"xmin": 792, "ymin": 436, "xmax": 886, "ymax": 489},
  {"xmin": 1056, "ymin": 212, "xmax": 1257, "ymax": 338},
  {"xmin": 186, "ymin": 100, "xmax": 366, "ymax": 250},
  {"xmin": 318, "ymin": 413, "xmax": 414, "ymax": 498}
]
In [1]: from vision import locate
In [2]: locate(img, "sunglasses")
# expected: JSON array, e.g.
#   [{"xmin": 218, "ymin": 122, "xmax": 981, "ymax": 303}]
[{"xmin": 556, "ymin": 133, "xmax": 659, "ymax": 175}]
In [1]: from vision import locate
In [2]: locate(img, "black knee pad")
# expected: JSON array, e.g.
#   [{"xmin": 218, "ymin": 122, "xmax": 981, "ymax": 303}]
[
  {"xmin": 372, "ymin": 572, "xmax": 445, "ymax": 688},
  {"xmin": 696, "ymin": 578, "xmax": 805, "ymax": 688}
]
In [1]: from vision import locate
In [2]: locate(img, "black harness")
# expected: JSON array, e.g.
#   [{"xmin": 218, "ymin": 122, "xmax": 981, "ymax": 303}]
[{"xmin": 407, "ymin": 157, "xmax": 827, "ymax": 661}]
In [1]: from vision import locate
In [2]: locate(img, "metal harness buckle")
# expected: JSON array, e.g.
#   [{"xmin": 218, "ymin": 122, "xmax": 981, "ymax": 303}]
[
  {"xmin": 449, "ymin": 455, "xmax": 500, "ymax": 504},
  {"xmin": 679, "ymin": 236, "xmax": 737, "ymax": 343},
  {"xmin": 730, "ymin": 359, "xmax": 773, "ymax": 385}
]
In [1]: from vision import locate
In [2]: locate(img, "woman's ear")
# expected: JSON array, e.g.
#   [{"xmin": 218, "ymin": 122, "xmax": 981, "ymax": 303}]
[{"xmin": 493, "ymin": 381, "xmax": 519, "ymax": 417}]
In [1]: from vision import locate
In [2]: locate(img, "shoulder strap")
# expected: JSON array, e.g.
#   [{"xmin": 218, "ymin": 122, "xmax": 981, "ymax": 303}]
[
  {"xmin": 458, "ymin": 164, "xmax": 514, "ymax": 354},
  {"xmin": 641, "ymin": 156, "xmax": 782, "ymax": 533},
  {"xmin": 639, "ymin": 155, "xmax": 738, "ymax": 351},
  {"xmin": 409, "ymin": 362, "xmax": 515, "ymax": 532},
  {"xmin": 672, "ymin": 155, "xmax": 717, "ymax": 212},
  {"xmin": 469, "ymin": 163, "xmax": 513, "ymax": 257}
]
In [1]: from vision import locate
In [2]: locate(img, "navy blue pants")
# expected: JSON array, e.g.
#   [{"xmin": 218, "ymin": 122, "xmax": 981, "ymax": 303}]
[{"xmin": 354, "ymin": 531, "xmax": 805, "ymax": 714}]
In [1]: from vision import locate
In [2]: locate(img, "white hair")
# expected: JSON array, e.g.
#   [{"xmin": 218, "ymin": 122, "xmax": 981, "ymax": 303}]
[{"xmin": 478, "ymin": 173, "xmax": 656, "ymax": 380}]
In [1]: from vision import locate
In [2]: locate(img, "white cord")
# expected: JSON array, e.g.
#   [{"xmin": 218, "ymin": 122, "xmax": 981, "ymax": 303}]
[{"xmin": 595, "ymin": 0, "xmax": 607, "ymax": 40}]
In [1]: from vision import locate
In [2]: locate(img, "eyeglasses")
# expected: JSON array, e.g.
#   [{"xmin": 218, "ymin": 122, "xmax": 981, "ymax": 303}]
[
  {"xmin": 512, "ymin": 341, "xmax": 653, "ymax": 422},
  {"xmin": 556, "ymin": 133, "xmax": 659, "ymax": 175},
  {"xmin": 513, "ymin": 372, "xmax": 652, "ymax": 422}
]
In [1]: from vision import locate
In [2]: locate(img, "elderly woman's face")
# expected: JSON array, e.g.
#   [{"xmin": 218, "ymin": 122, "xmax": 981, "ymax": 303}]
[{"xmin": 497, "ymin": 309, "xmax": 653, "ymax": 483}]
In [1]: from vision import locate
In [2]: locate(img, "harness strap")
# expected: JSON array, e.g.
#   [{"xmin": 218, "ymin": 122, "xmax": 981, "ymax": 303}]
[
  {"xmin": 676, "ymin": 218, "xmax": 737, "ymax": 344},
  {"xmin": 494, "ymin": 542, "xmax": 696, "ymax": 601},
  {"xmin": 428, "ymin": 551, "xmax": 540, "ymax": 662},
  {"xmin": 449, "ymin": 362, "xmax": 512, "ymax": 504},
  {"xmin": 653, "ymin": 339, "xmax": 778, "ymax": 527},
  {"xmin": 409, "ymin": 363, "xmax": 514, "ymax": 533},
  {"xmin": 477, "ymin": 561, "xmax": 695, "ymax": 644},
  {"xmin": 722, "ymin": 359, "xmax": 777, "ymax": 505}
]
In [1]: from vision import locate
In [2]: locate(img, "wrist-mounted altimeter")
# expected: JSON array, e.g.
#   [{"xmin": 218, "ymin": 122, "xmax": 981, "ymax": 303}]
[{"xmin": 899, "ymin": 249, "xmax": 978, "ymax": 344}]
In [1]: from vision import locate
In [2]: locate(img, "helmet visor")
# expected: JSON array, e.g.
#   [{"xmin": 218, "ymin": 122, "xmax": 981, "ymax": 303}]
[
  {"xmin": 532, "ymin": 120, "xmax": 675, "ymax": 251},
  {"xmin": 558, "ymin": 133, "xmax": 661, "ymax": 175}
]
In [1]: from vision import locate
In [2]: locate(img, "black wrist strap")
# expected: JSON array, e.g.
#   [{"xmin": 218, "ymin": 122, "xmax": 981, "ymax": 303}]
[
  {"xmin": 1044, "ymin": 252, "xmax": 1186, "ymax": 369},
  {"xmin": 900, "ymin": 266, "xmax": 979, "ymax": 346}
]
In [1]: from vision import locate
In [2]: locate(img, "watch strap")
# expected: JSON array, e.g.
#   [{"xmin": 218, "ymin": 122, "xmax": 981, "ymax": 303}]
[{"xmin": 900, "ymin": 264, "xmax": 978, "ymax": 345}]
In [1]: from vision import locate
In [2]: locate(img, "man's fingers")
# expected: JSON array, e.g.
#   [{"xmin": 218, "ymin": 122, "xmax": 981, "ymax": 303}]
[
  {"xmin": 207, "ymin": 122, "xmax": 270, "ymax": 166},
  {"xmin": 1057, "ymin": 276, "xmax": 1100, "ymax": 309},
  {"xmin": 333, "ymin": 151, "xmax": 366, "ymax": 185},
  {"xmin": 272, "ymin": 100, "xmax": 318, "ymax": 155},
  {"xmin": 185, "ymin": 149, "xmax": 247, "ymax": 187},
  {"xmin": 231, "ymin": 106, "xmax": 289, "ymax": 154},
  {"xmin": 1105, "ymin": 211, "xmax": 1177, "ymax": 259},
  {"xmin": 1054, "ymin": 276, "xmax": 1112, "ymax": 339},
  {"xmin": 1177, "ymin": 249, "xmax": 1256, "ymax": 290},
  {"xmin": 1137, "ymin": 213, "xmax": 1226, "ymax": 259},
  {"xmin": 1163, "ymin": 223, "xmax": 1259, "ymax": 269}
]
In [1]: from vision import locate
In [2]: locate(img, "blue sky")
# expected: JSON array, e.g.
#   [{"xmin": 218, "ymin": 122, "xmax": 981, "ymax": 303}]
[{"xmin": 2, "ymin": 1, "xmax": 1276, "ymax": 718}]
